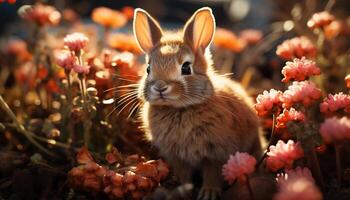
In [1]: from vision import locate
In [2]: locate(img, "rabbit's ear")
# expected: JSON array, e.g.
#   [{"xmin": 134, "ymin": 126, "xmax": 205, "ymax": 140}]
[
  {"xmin": 183, "ymin": 7, "xmax": 215, "ymax": 52},
  {"xmin": 133, "ymin": 8, "xmax": 163, "ymax": 53}
]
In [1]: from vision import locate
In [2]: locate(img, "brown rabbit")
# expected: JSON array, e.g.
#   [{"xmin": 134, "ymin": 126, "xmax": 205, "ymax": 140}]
[{"xmin": 133, "ymin": 7, "xmax": 264, "ymax": 200}]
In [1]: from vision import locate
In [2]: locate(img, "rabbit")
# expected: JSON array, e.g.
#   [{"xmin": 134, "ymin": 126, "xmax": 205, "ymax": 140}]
[{"xmin": 133, "ymin": 7, "xmax": 264, "ymax": 200}]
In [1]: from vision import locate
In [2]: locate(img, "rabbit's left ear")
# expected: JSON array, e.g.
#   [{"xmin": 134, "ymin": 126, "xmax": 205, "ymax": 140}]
[{"xmin": 183, "ymin": 7, "xmax": 216, "ymax": 52}]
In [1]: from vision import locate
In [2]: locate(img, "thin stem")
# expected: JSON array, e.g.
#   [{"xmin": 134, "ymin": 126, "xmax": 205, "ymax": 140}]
[
  {"xmin": 335, "ymin": 143, "xmax": 342, "ymax": 186},
  {"xmin": 246, "ymin": 176, "xmax": 255, "ymax": 200},
  {"xmin": 0, "ymin": 95, "xmax": 56, "ymax": 156},
  {"xmin": 307, "ymin": 147, "xmax": 325, "ymax": 188},
  {"xmin": 256, "ymin": 114, "xmax": 276, "ymax": 167}
]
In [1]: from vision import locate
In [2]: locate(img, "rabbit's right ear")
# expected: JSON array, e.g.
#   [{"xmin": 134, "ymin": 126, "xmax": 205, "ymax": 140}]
[{"xmin": 133, "ymin": 9, "xmax": 163, "ymax": 53}]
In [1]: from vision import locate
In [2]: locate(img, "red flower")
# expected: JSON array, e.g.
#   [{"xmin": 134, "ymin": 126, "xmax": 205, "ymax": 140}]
[
  {"xmin": 18, "ymin": 4, "xmax": 61, "ymax": 26},
  {"xmin": 320, "ymin": 116, "xmax": 350, "ymax": 144},
  {"xmin": 239, "ymin": 29, "xmax": 263, "ymax": 45},
  {"xmin": 307, "ymin": 11, "xmax": 335, "ymax": 30},
  {"xmin": 282, "ymin": 81, "xmax": 322, "ymax": 108},
  {"xmin": 254, "ymin": 89, "xmax": 283, "ymax": 116},
  {"xmin": 320, "ymin": 93, "xmax": 350, "ymax": 115},
  {"xmin": 276, "ymin": 36, "xmax": 316, "ymax": 60},
  {"xmin": 222, "ymin": 152, "xmax": 257, "ymax": 184},
  {"xmin": 281, "ymin": 57, "xmax": 321, "ymax": 82},
  {"xmin": 345, "ymin": 74, "xmax": 350, "ymax": 88},
  {"xmin": 276, "ymin": 108, "xmax": 305, "ymax": 129},
  {"xmin": 266, "ymin": 140, "xmax": 304, "ymax": 172}
]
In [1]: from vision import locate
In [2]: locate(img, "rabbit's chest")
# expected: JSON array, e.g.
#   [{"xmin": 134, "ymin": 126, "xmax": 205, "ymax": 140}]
[{"xmin": 147, "ymin": 107, "xmax": 231, "ymax": 165}]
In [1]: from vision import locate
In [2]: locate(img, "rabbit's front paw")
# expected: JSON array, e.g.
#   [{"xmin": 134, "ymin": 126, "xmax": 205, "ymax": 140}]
[{"xmin": 197, "ymin": 186, "xmax": 222, "ymax": 200}]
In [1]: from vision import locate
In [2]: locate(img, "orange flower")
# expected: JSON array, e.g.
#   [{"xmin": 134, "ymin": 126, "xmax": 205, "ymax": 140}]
[
  {"xmin": 122, "ymin": 6, "xmax": 134, "ymax": 20},
  {"xmin": 213, "ymin": 28, "xmax": 246, "ymax": 52},
  {"xmin": 91, "ymin": 7, "xmax": 127, "ymax": 29},
  {"xmin": 345, "ymin": 74, "xmax": 350, "ymax": 88},
  {"xmin": 107, "ymin": 33, "xmax": 143, "ymax": 55},
  {"xmin": 324, "ymin": 20, "xmax": 342, "ymax": 39}
]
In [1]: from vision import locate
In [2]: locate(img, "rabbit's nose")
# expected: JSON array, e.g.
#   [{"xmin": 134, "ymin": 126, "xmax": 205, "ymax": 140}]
[{"xmin": 151, "ymin": 80, "xmax": 169, "ymax": 93}]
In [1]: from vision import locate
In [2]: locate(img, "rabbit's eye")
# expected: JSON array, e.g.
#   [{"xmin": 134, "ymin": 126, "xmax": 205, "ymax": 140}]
[
  {"xmin": 181, "ymin": 61, "xmax": 191, "ymax": 75},
  {"xmin": 146, "ymin": 64, "xmax": 150, "ymax": 74}
]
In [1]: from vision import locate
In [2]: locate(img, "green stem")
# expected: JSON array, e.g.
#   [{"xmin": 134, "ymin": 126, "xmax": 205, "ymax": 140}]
[{"xmin": 0, "ymin": 95, "xmax": 56, "ymax": 156}]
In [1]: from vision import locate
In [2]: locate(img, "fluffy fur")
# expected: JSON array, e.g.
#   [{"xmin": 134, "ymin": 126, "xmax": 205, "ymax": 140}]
[{"xmin": 133, "ymin": 7, "xmax": 263, "ymax": 199}]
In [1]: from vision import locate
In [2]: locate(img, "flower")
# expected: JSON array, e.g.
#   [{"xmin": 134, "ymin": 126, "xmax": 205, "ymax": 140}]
[
  {"xmin": 282, "ymin": 81, "xmax": 322, "ymax": 108},
  {"xmin": 107, "ymin": 33, "xmax": 143, "ymax": 55},
  {"xmin": 73, "ymin": 63, "xmax": 91, "ymax": 74},
  {"xmin": 281, "ymin": 57, "xmax": 321, "ymax": 82},
  {"xmin": 122, "ymin": 6, "xmax": 134, "ymax": 20},
  {"xmin": 64, "ymin": 32, "xmax": 89, "ymax": 53},
  {"xmin": 307, "ymin": 11, "xmax": 335, "ymax": 30},
  {"xmin": 239, "ymin": 29, "xmax": 263, "ymax": 45},
  {"xmin": 18, "ymin": 4, "xmax": 61, "ymax": 26},
  {"xmin": 56, "ymin": 51, "xmax": 75, "ymax": 70},
  {"xmin": 274, "ymin": 176, "xmax": 322, "ymax": 200},
  {"xmin": 222, "ymin": 152, "xmax": 257, "ymax": 184},
  {"xmin": 324, "ymin": 20, "xmax": 342, "ymax": 39},
  {"xmin": 276, "ymin": 167, "xmax": 315, "ymax": 185},
  {"xmin": 276, "ymin": 108, "xmax": 305, "ymax": 129},
  {"xmin": 254, "ymin": 89, "xmax": 283, "ymax": 116},
  {"xmin": 6, "ymin": 39, "xmax": 31, "ymax": 62},
  {"xmin": 213, "ymin": 28, "xmax": 246, "ymax": 52},
  {"xmin": 276, "ymin": 36, "xmax": 316, "ymax": 60},
  {"xmin": 345, "ymin": 74, "xmax": 350, "ymax": 88},
  {"xmin": 266, "ymin": 140, "xmax": 304, "ymax": 172},
  {"xmin": 320, "ymin": 93, "xmax": 350, "ymax": 114},
  {"xmin": 320, "ymin": 116, "xmax": 350, "ymax": 144},
  {"xmin": 91, "ymin": 7, "xmax": 127, "ymax": 29}
]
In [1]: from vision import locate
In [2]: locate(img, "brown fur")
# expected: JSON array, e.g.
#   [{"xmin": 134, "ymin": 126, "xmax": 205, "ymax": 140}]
[{"xmin": 133, "ymin": 7, "xmax": 264, "ymax": 199}]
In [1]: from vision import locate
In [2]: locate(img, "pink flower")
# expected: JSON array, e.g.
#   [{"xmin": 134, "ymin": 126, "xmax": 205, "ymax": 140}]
[
  {"xmin": 73, "ymin": 63, "xmax": 91, "ymax": 74},
  {"xmin": 254, "ymin": 89, "xmax": 283, "ymax": 116},
  {"xmin": 307, "ymin": 11, "xmax": 335, "ymax": 30},
  {"xmin": 276, "ymin": 108, "xmax": 305, "ymax": 129},
  {"xmin": 64, "ymin": 32, "xmax": 89, "ymax": 53},
  {"xmin": 282, "ymin": 81, "xmax": 322, "ymax": 108},
  {"xmin": 320, "ymin": 93, "xmax": 350, "ymax": 114},
  {"xmin": 222, "ymin": 152, "xmax": 257, "ymax": 184},
  {"xmin": 274, "ymin": 176, "xmax": 322, "ymax": 200},
  {"xmin": 281, "ymin": 57, "xmax": 321, "ymax": 82},
  {"xmin": 56, "ymin": 51, "xmax": 75, "ymax": 70},
  {"xmin": 18, "ymin": 4, "xmax": 61, "ymax": 26},
  {"xmin": 266, "ymin": 140, "xmax": 304, "ymax": 172},
  {"xmin": 276, "ymin": 36, "xmax": 316, "ymax": 60},
  {"xmin": 320, "ymin": 116, "xmax": 350, "ymax": 144},
  {"xmin": 276, "ymin": 167, "xmax": 315, "ymax": 184},
  {"xmin": 239, "ymin": 29, "xmax": 263, "ymax": 45}
]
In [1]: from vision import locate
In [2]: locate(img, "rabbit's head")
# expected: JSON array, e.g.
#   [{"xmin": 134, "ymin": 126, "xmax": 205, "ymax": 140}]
[{"xmin": 133, "ymin": 7, "xmax": 216, "ymax": 107}]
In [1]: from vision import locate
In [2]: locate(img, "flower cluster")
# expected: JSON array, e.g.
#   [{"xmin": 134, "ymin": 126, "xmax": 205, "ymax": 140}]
[
  {"xmin": 266, "ymin": 140, "xmax": 304, "ymax": 172},
  {"xmin": 18, "ymin": 4, "xmax": 61, "ymax": 26},
  {"xmin": 282, "ymin": 81, "xmax": 322, "ymax": 108},
  {"xmin": 276, "ymin": 108, "xmax": 305, "ymax": 129},
  {"xmin": 254, "ymin": 89, "xmax": 283, "ymax": 116},
  {"xmin": 281, "ymin": 57, "xmax": 321, "ymax": 82},
  {"xmin": 276, "ymin": 36, "xmax": 316, "ymax": 60},
  {"xmin": 307, "ymin": 11, "xmax": 335, "ymax": 30},
  {"xmin": 319, "ymin": 116, "xmax": 350, "ymax": 144},
  {"xmin": 68, "ymin": 148, "xmax": 169, "ymax": 199},
  {"xmin": 320, "ymin": 93, "xmax": 350, "ymax": 115},
  {"xmin": 222, "ymin": 152, "xmax": 256, "ymax": 184}
]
